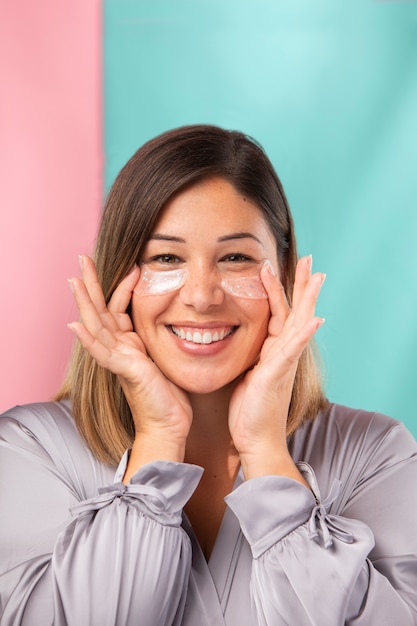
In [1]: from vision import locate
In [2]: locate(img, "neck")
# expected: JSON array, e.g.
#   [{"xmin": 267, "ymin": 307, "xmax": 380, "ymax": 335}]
[
  {"xmin": 183, "ymin": 383, "xmax": 241, "ymax": 561},
  {"xmin": 184, "ymin": 383, "xmax": 239, "ymax": 469}
]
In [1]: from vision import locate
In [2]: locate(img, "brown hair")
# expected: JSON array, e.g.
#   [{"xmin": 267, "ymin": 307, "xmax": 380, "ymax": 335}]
[{"xmin": 56, "ymin": 124, "xmax": 326, "ymax": 465}]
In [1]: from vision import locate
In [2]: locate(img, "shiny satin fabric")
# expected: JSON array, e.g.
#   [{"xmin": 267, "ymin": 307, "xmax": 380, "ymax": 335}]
[{"xmin": 0, "ymin": 401, "xmax": 416, "ymax": 625}]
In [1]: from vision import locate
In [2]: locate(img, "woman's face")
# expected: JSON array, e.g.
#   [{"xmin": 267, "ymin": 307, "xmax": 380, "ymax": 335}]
[{"xmin": 131, "ymin": 177, "xmax": 280, "ymax": 394}]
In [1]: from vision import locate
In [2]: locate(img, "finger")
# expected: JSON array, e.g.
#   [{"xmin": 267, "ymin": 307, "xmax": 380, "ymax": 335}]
[
  {"xmin": 68, "ymin": 275, "xmax": 119, "ymax": 339},
  {"xmin": 278, "ymin": 315, "xmax": 325, "ymax": 368},
  {"xmin": 260, "ymin": 261, "xmax": 290, "ymax": 320},
  {"xmin": 67, "ymin": 320, "xmax": 116, "ymax": 368},
  {"xmin": 292, "ymin": 255, "xmax": 312, "ymax": 310},
  {"xmin": 67, "ymin": 319, "xmax": 148, "ymax": 377},
  {"xmin": 76, "ymin": 255, "xmax": 136, "ymax": 335},
  {"xmin": 260, "ymin": 258, "xmax": 325, "ymax": 342},
  {"xmin": 290, "ymin": 271, "xmax": 326, "ymax": 332},
  {"xmin": 107, "ymin": 264, "xmax": 140, "ymax": 317},
  {"xmin": 78, "ymin": 255, "xmax": 108, "ymax": 315}
]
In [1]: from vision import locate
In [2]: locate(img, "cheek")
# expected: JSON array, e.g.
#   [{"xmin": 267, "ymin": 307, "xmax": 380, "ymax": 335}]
[
  {"xmin": 241, "ymin": 296, "xmax": 270, "ymax": 319},
  {"xmin": 130, "ymin": 294, "xmax": 166, "ymax": 340},
  {"xmin": 242, "ymin": 299, "xmax": 271, "ymax": 344}
]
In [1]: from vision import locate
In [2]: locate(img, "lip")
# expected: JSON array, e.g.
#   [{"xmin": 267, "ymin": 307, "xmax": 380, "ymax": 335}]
[{"xmin": 168, "ymin": 321, "xmax": 238, "ymax": 329}]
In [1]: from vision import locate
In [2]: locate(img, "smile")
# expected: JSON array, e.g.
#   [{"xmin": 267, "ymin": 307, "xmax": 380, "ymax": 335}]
[{"xmin": 170, "ymin": 325, "xmax": 236, "ymax": 345}]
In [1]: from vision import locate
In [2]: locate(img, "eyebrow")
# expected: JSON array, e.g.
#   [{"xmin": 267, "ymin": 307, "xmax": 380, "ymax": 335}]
[
  {"xmin": 149, "ymin": 232, "xmax": 264, "ymax": 245},
  {"xmin": 149, "ymin": 234, "xmax": 186, "ymax": 242},
  {"xmin": 217, "ymin": 232, "xmax": 263, "ymax": 245}
]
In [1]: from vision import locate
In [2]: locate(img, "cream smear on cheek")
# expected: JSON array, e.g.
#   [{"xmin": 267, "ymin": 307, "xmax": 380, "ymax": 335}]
[{"xmin": 134, "ymin": 260, "xmax": 271, "ymax": 299}]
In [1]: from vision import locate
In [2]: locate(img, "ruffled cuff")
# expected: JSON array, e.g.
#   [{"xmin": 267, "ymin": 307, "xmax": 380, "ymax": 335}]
[
  {"xmin": 226, "ymin": 462, "xmax": 354, "ymax": 558},
  {"xmin": 225, "ymin": 470, "xmax": 315, "ymax": 558},
  {"xmin": 71, "ymin": 458, "xmax": 203, "ymax": 526}
]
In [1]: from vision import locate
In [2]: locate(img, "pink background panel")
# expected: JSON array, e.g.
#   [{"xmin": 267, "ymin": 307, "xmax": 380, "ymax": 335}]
[{"xmin": 0, "ymin": 1, "xmax": 102, "ymax": 411}]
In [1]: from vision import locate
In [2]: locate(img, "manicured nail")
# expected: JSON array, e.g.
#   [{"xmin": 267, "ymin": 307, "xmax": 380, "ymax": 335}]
[
  {"xmin": 78, "ymin": 255, "xmax": 84, "ymax": 270},
  {"xmin": 264, "ymin": 259, "xmax": 276, "ymax": 276},
  {"xmin": 306, "ymin": 254, "xmax": 313, "ymax": 270},
  {"xmin": 67, "ymin": 278, "xmax": 75, "ymax": 293},
  {"xmin": 320, "ymin": 273, "xmax": 327, "ymax": 286}
]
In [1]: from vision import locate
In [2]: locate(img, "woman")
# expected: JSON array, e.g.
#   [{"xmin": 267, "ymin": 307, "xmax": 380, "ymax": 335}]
[{"xmin": 1, "ymin": 125, "xmax": 416, "ymax": 625}]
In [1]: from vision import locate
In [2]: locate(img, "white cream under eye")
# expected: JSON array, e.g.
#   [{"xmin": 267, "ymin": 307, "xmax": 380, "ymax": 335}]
[
  {"xmin": 134, "ymin": 266, "xmax": 188, "ymax": 295},
  {"xmin": 221, "ymin": 270, "xmax": 267, "ymax": 299},
  {"xmin": 134, "ymin": 259, "xmax": 270, "ymax": 299}
]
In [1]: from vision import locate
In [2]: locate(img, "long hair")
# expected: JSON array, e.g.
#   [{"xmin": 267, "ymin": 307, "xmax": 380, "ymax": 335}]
[{"xmin": 56, "ymin": 125, "xmax": 326, "ymax": 464}]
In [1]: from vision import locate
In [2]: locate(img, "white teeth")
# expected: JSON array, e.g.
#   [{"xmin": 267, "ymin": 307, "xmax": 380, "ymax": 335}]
[{"xmin": 172, "ymin": 326, "xmax": 233, "ymax": 344}]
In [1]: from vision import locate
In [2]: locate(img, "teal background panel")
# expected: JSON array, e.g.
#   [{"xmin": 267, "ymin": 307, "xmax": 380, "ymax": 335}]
[{"xmin": 104, "ymin": 1, "xmax": 417, "ymax": 437}]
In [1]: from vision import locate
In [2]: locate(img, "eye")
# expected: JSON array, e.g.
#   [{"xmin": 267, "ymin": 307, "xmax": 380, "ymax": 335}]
[
  {"xmin": 222, "ymin": 252, "xmax": 253, "ymax": 263},
  {"xmin": 144, "ymin": 254, "xmax": 183, "ymax": 267},
  {"xmin": 219, "ymin": 253, "xmax": 258, "ymax": 274},
  {"xmin": 220, "ymin": 253, "xmax": 255, "ymax": 263}
]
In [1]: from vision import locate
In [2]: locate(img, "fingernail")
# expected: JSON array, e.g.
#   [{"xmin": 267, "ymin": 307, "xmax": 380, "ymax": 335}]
[
  {"xmin": 78, "ymin": 255, "xmax": 84, "ymax": 270},
  {"xmin": 320, "ymin": 273, "xmax": 327, "ymax": 287},
  {"xmin": 67, "ymin": 278, "xmax": 75, "ymax": 293},
  {"xmin": 264, "ymin": 259, "xmax": 276, "ymax": 276},
  {"xmin": 306, "ymin": 254, "xmax": 313, "ymax": 270}
]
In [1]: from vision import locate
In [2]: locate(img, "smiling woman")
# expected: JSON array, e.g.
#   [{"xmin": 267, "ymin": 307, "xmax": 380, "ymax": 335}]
[
  {"xmin": 60, "ymin": 125, "xmax": 325, "ymax": 466},
  {"xmin": 129, "ymin": 177, "xmax": 278, "ymax": 397},
  {"xmin": 1, "ymin": 125, "xmax": 416, "ymax": 625}
]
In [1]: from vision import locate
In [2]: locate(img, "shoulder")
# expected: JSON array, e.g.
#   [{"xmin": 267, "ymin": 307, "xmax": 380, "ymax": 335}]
[
  {"xmin": 324, "ymin": 402, "xmax": 412, "ymax": 438},
  {"xmin": 0, "ymin": 400, "xmax": 116, "ymax": 495},
  {"xmin": 324, "ymin": 403, "xmax": 415, "ymax": 454},
  {"xmin": 0, "ymin": 400, "xmax": 79, "ymax": 453},
  {"xmin": 294, "ymin": 402, "xmax": 415, "ymax": 456},
  {"xmin": 291, "ymin": 403, "xmax": 417, "ymax": 497},
  {"xmin": 1, "ymin": 398, "xmax": 74, "ymax": 430}
]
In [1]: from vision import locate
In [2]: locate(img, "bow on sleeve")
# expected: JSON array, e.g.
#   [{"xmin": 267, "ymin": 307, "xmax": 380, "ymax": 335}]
[{"xmin": 297, "ymin": 462, "xmax": 355, "ymax": 549}]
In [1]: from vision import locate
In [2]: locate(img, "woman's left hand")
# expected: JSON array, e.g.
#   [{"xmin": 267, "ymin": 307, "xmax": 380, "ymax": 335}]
[{"xmin": 228, "ymin": 255, "xmax": 325, "ymax": 480}]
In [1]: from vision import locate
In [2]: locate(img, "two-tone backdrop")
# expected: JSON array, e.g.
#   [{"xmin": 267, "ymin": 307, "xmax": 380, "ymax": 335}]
[{"xmin": 1, "ymin": 1, "xmax": 416, "ymax": 437}]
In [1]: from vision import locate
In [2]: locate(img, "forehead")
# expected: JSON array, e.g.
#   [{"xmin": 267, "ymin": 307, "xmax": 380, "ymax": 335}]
[{"xmin": 152, "ymin": 177, "xmax": 274, "ymax": 243}]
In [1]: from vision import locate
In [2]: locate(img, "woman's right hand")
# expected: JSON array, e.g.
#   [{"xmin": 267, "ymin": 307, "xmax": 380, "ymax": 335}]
[{"xmin": 68, "ymin": 256, "xmax": 193, "ymax": 479}]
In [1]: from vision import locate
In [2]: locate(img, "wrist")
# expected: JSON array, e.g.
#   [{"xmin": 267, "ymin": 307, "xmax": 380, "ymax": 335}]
[
  {"xmin": 239, "ymin": 445, "xmax": 309, "ymax": 487},
  {"xmin": 123, "ymin": 432, "xmax": 186, "ymax": 484}
]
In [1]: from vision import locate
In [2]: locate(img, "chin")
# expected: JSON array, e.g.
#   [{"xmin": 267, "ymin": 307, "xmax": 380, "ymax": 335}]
[
  {"xmin": 176, "ymin": 380, "xmax": 226, "ymax": 395},
  {"xmin": 168, "ymin": 370, "xmax": 239, "ymax": 396}
]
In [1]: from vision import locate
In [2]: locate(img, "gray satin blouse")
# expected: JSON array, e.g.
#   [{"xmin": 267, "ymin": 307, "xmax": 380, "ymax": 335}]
[{"xmin": 0, "ymin": 400, "xmax": 416, "ymax": 625}]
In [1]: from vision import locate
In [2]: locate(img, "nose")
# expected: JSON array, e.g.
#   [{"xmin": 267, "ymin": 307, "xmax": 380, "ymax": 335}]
[{"xmin": 179, "ymin": 263, "xmax": 225, "ymax": 311}]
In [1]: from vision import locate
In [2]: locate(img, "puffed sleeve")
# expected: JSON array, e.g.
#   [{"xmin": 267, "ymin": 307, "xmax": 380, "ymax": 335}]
[
  {"xmin": 225, "ymin": 422, "xmax": 417, "ymax": 625},
  {"xmin": 0, "ymin": 414, "xmax": 203, "ymax": 626}
]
